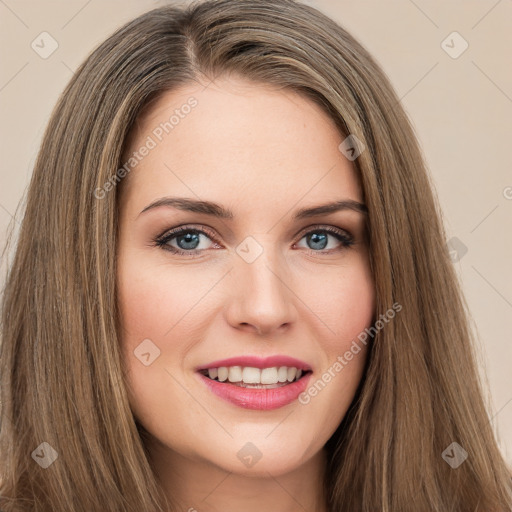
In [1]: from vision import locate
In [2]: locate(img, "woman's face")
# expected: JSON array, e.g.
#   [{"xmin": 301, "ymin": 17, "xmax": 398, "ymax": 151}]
[{"xmin": 117, "ymin": 76, "xmax": 375, "ymax": 478}]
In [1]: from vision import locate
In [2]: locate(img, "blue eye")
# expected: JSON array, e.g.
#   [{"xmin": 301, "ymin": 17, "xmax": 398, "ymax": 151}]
[
  {"xmin": 296, "ymin": 229, "xmax": 353, "ymax": 252},
  {"xmin": 154, "ymin": 224, "xmax": 354, "ymax": 256}
]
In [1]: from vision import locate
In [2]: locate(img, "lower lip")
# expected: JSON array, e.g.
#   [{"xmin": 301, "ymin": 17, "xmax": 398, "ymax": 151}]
[{"xmin": 198, "ymin": 372, "xmax": 312, "ymax": 410}]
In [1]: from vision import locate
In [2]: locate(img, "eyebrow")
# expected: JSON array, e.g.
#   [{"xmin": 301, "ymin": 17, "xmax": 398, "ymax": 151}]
[{"xmin": 138, "ymin": 197, "xmax": 368, "ymax": 220}]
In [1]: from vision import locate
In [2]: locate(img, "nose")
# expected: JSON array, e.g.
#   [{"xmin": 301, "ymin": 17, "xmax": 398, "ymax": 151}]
[{"xmin": 224, "ymin": 237, "xmax": 298, "ymax": 336}]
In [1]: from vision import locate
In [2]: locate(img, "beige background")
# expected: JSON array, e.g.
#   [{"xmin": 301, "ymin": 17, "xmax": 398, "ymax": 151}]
[{"xmin": 0, "ymin": 0, "xmax": 511, "ymax": 464}]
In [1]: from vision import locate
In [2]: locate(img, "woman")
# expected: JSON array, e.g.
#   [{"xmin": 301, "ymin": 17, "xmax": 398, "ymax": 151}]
[{"xmin": 1, "ymin": 0, "xmax": 511, "ymax": 510}]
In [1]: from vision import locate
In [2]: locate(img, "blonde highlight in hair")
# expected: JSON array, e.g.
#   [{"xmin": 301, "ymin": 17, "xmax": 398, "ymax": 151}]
[{"xmin": 1, "ymin": 1, "xmax": 511, "ymax": 510}]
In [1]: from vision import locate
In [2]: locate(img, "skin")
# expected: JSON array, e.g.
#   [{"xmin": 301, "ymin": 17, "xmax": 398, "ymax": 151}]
[{"xmin": 117, "ymin": 76, "xmax": 376, "ymax": 512}]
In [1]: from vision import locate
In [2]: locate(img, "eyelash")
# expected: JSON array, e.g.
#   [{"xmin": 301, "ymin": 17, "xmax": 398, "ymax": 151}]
[{"xmin": 153, "ymin": 224, "xmax": 354, "ymax": 257}]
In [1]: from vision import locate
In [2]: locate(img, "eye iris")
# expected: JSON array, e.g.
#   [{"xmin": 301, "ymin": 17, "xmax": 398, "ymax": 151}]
[
  {"xmin": 177, "ymin": 232, "xmax": 200, "ymax": 250},
  {"xmin": 308, "ymin": 232, "xmax": 328, "ymax": 250}
]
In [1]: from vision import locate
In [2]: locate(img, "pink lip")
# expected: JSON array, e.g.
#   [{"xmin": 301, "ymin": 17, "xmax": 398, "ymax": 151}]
[
  {"xmin": 197, "ymin": 372, "xmax": 313, "ymax": 410},
  {"xmin": 196, "ymin": 355, "xmax": 312, "ymax": 372}
]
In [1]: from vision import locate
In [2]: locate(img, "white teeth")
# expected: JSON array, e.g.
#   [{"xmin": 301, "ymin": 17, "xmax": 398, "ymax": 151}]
[
  {"xmin": 261, "ymin": 367, "xmax": 278, "ymax": 384},
  {"xmin": 287, "ymin": 367, "xmax": 297, "ymax": 382},
  {"xmin": 242, "ymin": 367, "xmax": 261, "ymax": 384},
  {"xmin": 277, "ymin": 366, "xmax": 288, "ymax": 382},
  {"xmin": 228, "ymin": 366, "xmax": 242, "ymax": 383},
  {"xmin": 204, "ymin": 365, "xmax": 306, "ymax": 384}
]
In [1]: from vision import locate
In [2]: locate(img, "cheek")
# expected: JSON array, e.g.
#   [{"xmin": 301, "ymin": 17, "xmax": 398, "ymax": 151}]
[
  {"xmin": 117, "ymin": 251, "xmax": 214, "ymax": 342},
  {"xmin": 299, "ymin": 252, "xmax": 376, "ymax": 346},
  {"xmin": 331, "ymin": 260, "xmax": 375, "ymax": 378},
  {"xmin": 293, "ymin": 256, "xmax": 375, "ymax": 431},
  {"xmin": 116, "ymin": 251, "xmax": 222, "ymax": 428},
  {"xmin": 339, "ymin": 262, "xmax": 375, "ymax": 342}
]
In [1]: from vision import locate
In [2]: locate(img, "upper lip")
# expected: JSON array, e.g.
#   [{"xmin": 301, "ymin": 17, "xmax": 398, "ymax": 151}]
[{"xmin": 196, "ymin": 355, "xmax": 312, "ymax": 372}]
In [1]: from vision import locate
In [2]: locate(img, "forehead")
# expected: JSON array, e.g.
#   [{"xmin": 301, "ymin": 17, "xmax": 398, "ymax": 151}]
[{"xmin": 120, "ymin": 77, "xmax": 362, "ymax": 214}]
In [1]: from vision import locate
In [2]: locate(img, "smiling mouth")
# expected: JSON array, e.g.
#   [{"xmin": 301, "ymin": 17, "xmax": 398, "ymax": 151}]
[{"xmin": 198, "ymin": 366, "xmax": 312, "ymax": 389}]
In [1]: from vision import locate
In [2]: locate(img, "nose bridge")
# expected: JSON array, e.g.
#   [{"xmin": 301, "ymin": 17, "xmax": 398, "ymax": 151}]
[
  {"xmin": 228, "ymin": 233, "xmax": 297, "ymax": 333},
  {"xmin": 236, "ymin": 233, "xmax": 287, "ymax": 295}
]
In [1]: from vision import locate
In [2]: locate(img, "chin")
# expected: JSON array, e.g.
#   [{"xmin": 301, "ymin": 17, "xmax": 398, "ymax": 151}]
[{"xmin": 202, "ymin": 436, "xmax": 320, "ymax": 477}]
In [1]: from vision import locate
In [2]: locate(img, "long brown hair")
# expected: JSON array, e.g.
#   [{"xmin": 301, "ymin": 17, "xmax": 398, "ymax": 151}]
[{"xmin": 1, "ymin": 1, "xmax": 511, "ymax": 510}]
